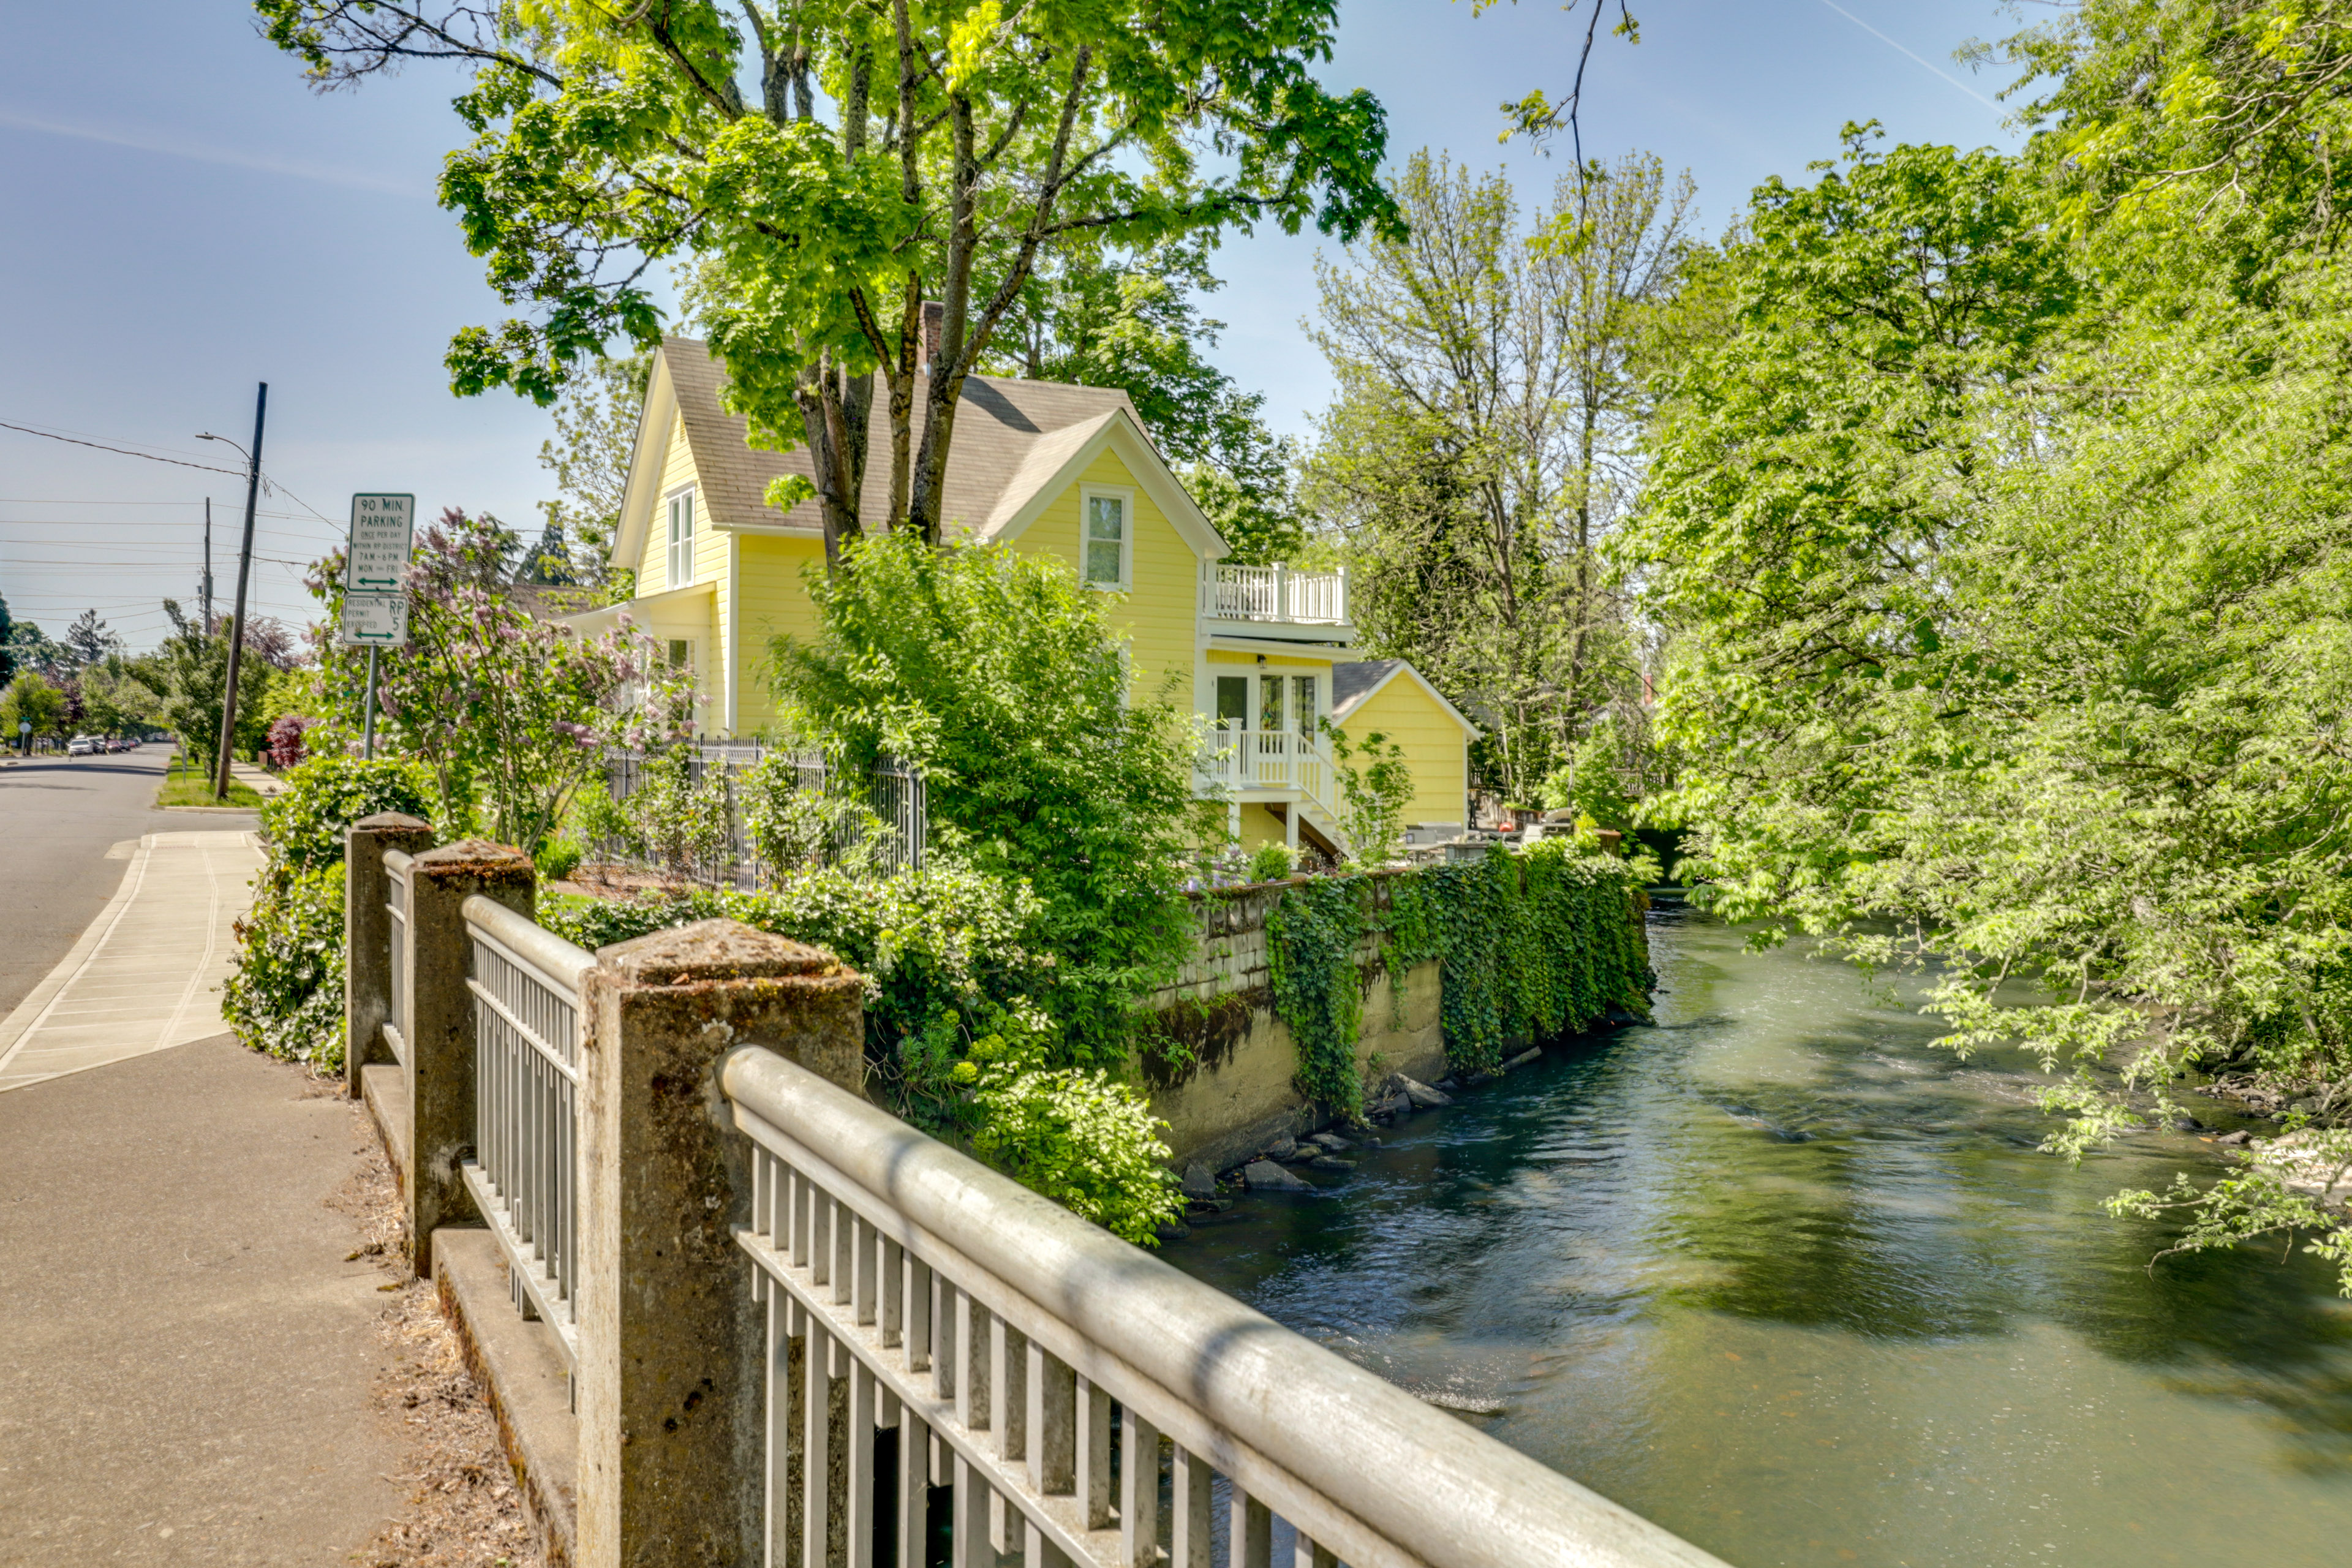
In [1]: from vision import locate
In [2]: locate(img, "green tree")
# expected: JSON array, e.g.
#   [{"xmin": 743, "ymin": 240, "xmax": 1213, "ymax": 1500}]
[
  {"xmin": 7, "ymin": 617, "xmax": 65, "ymax": 682},
  {"xmin": 0, "ymin": 669, "xmax": 69, "ymax": 745},
  {"xmin": 129, "ymin": 603, "xmax": 274, "ymax": 774},
  {"xmin": 78, "ymin": 654, "xmax": 165, "ymax": 739},
  {"xmin": 538, "ymin": 349, "xmax": 652, "ymax": 597},
  {"xmin": 1304, "ymin": 148, "xmax": 1691, "ymax": 799},
  {"xmin": 770, "ymin": 530, "xmax": 1212, "ymax": 1057},
  {"xmin": 259, "ymin": 0, "xmax": 1398, "ymax": 562},
  {"xmin": 988, "ymin": 240, "xmax": 1306, "ymax": 563},
  {"xmin": 1618, "ymin": 90, "xmax": 2352, "ymax": 1287},
  {"xmin": 60, "ymin": 609, "xmax": 123, "ymax": 669}
]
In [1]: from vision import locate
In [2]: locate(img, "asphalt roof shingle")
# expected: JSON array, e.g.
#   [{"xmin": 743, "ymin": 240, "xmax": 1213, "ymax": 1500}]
[{"xmin": 663, "ymin": 336, "xmax": 1142, "ymax": 538}]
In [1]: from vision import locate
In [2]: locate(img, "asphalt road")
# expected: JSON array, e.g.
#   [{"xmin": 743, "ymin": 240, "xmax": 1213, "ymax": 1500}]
[{"xmin": 0, "ymin": 746, "xmax": 257, "ymax": 1019}]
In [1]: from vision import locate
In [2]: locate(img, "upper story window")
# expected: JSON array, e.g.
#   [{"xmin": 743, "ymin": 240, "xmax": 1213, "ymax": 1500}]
[
  {"xmin": 1082, "ymin": 488, "xmax": 1131, "ymax": 590},
  {"xmin": 666, "ymin": 489, "xmax": 696, "ymax": 587}
]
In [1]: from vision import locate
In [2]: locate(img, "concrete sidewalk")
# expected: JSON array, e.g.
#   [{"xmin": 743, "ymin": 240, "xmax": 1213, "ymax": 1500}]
[
  {"xmin": 0, "ymin": 830, "xmax": 265, "ymax": 1093},
  {"xmin": 0, "ymin": 1035, "xmax": 406, "ymax": 1564},
  {"xmin": 228, "ymin": 760, "xmax": 288, "ymax": 800}
]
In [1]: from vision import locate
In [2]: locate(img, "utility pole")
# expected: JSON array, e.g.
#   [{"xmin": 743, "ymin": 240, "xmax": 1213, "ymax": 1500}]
[
  {"xmin": 203, "ymin": 384, "xmax": 267, "ymax": 802},
  {"xmin": 202, "ymin": 498, "xmax": 214, "ymax": 632}
]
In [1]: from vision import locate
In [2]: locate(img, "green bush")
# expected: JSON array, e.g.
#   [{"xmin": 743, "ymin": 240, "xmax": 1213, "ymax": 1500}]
[
  {"xmin": 1247, "ymin": 842, "xmax": 1296, "ymax": 884},
  {"xmin": 970, "ymin": 1065, "xmax": 1183, "ymax": 1246},
  {"xmin": 259, "ymin": 755, "xmax": 435, "ymax": 869},
  {"xmin": 227, "ymin": 755, "xmax": 435, "ymax": 1069},
  {"xmin": 223, "ymin": 864, "xmax": 347, "ymax": 1069},
  {"xmin": 539, "ymin": 863, "xmax": 1052, "ymax": 1113},
  {"xmin": 770, "ymin": 531, "xmax": 1213, "ymax": 1061},
  {"xmin": 541, "ymin": 868, "xmax": 1183, "ymax": 1242}
]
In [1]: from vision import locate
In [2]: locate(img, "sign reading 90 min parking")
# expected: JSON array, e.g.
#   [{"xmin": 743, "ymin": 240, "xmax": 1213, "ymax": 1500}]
[{"xmin": 346, "ymin": 492, "xmax": 415, "ymax": 594}]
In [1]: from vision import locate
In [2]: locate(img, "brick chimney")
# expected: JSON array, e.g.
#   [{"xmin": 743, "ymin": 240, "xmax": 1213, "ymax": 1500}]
[{"xmin": 921, "ymin": 300, "xmax": 944, "ymax": 376}]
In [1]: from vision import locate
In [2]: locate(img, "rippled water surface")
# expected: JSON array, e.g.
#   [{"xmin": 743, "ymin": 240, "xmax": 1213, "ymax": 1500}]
[{"xmin": 1164, "ymin": 902, "xmax": 2352, "ymax": 1567}]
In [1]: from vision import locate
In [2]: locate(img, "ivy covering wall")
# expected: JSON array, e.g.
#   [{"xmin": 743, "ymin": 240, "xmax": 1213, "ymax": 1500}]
[{"xmin": 1264, "ymin": 841, "xmax": 1653, "ymax": 1120}]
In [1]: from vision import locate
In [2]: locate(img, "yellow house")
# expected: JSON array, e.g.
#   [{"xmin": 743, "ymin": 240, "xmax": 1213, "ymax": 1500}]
[{"xmin": 565, "ymin": 337, "xmax": 1477, "ymax": 856}]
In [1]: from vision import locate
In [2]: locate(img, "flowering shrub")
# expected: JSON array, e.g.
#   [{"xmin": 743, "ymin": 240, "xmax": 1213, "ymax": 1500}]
[
  {"xmin": 263, "ymin": 714, "xmax": 312, "ymax": 771},
  {"xmin": 308, "ymin": 511, "xmax": 695, "ymax": 848}
]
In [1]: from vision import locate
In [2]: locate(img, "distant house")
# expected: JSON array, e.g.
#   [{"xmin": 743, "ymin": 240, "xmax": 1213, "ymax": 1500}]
[{"xmin": 562, "ymin": 337, "xmax": 1476, "ymax": 855}]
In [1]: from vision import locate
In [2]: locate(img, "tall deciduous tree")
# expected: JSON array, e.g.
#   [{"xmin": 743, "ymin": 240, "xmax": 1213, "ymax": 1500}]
[
  {"xmin": 258, "ymin": 0, "xmax": 1398, "ymax": 563},
  {"xmin": 988, "ymin": 240, "xmax": 1305, "ymax": 562},
  {"xmin": 1303, "ymin": 148, "xmax": 1691, "ymax": 799},
  {"xmin": 538, "ymin": 349, "xmax": 652, "ymax": 596}
]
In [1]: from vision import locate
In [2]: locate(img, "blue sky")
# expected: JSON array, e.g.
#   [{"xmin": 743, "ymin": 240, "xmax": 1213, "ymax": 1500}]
[{"xmin": 0, "ymin": 0, "xmax": 2028, "ymax": 652}]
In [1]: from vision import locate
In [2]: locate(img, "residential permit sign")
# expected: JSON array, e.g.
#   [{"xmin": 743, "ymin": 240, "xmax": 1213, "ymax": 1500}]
[{"xmin": 340, "ymin": 492, "xmax": 415, "ymax": 647}]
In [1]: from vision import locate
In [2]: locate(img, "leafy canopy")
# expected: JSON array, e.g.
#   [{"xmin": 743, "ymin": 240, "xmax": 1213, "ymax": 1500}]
[{"xmin": 258, "ymin": 0, "xmax": 1398, "ymax": 557}]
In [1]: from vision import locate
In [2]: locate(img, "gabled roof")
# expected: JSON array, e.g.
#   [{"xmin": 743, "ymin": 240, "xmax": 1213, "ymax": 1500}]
[
  {"xmin": 614, "ymin": 337, "xmax": 1227, "ymax": 567},
  {"xmin": 1330, "ymin": 659, "xmax": 1483, "ymax": 739}
]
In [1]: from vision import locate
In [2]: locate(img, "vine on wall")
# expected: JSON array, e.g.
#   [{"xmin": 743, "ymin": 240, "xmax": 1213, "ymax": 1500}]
[
  {"xmin": 1264, "ymin": 842, "xmax": 1652, "ymax": 1113},
  {"xmin": 1265, "ymin": 876, "xmax": 1372, "ymax": 1120}
]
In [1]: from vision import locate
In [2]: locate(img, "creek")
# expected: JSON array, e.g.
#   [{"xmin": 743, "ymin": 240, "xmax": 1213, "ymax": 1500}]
[{"xmin": 1163, "ymin": 899, "xmax": 2352, "ymax": 1567}]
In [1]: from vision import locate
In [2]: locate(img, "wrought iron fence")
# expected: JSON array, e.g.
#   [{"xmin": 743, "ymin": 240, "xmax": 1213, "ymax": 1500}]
[{"xmin": 587, "ymin": 741, "xmax": 927, "ymax": 889}]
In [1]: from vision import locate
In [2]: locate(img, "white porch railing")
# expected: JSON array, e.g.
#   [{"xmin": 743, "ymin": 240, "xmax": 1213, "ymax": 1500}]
[
  {"xmin": 725, "ymin": 1046, "xmax": 1727, "ymax": 1568},
  {"xmin": 1204, "ymin": 726, "xmax": 1343, "ymax": 823},
  {"xmin": 382, "ymin": 848, "xmax": 413, "ymax": 1066},
  {"xmin": 461, "ymin": 895, "xmax": 597, "ymax": 1369},
  {"xmin": 1202, "ymin": 563, "xmax": 1350, "ymax": 625}
]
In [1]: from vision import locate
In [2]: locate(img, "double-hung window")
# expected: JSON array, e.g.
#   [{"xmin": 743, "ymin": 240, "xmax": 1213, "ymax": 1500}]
[
  {"xmin": 666, "ymin": 489, "xmax": 696, "ymax": 587},
  {"xmin": 1082, "ymin": 488, "xmax": 1131, "ymax": 589}
]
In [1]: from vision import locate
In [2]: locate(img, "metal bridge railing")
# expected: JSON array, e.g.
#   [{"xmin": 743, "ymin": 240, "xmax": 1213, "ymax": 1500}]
[
  {"xmin": 382, "ymin": 848, "xmax": 413, "ymax": 1066},
  {"xmin": 720, "ymin": 1046, "xmax": 1727, "ymax": 1568},
  {"xmin": 459, "ymin": 895, "xmax": 597, "ymax": 1369}
]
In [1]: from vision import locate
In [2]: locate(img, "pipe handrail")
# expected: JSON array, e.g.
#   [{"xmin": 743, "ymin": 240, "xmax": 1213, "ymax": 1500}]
[
  {"xmin": 462, "ymin": 894, "xmax": 597, "ymax": 994},
  {"xmin": 720, "ymin": 1044, "xmax": 1729, "ymax": 1568}
]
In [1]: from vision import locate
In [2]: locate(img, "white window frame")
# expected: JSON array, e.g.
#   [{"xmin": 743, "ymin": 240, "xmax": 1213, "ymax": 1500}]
[
  {"xmin": 1079, "ymin": 483, "xmax": 1135, "ymax": 592},
  {"xmin": 665, "ymin": 486, "xmax": 696, "ymax": 589}
]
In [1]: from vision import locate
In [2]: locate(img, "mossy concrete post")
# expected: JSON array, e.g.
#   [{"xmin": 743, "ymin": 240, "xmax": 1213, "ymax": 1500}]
[
  {"xmin": 344, "ymin": 812, "xmax": 434, "ymax": 1099},
  {"xmin": 575, "ymin": 919, "xmax": 864, "ymax": 1568},
  {"xmin": 402, "ymin": 839, "xmax": 535, "ymax": 1277}
]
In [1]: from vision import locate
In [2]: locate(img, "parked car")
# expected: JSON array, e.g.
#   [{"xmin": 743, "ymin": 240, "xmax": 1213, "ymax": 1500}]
[{"xmin": 66, "ymin": 736, "xmax": 96, "ymax": 757}]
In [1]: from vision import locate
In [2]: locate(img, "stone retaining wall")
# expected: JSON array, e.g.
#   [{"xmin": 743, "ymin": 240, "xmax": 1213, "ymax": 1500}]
[{"xmin": 1142, "ymin": 874, "xmax": 1449, "ymax": 1174}]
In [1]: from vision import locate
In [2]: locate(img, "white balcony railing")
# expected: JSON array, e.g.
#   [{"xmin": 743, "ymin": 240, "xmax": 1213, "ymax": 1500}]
[
  {"xmin": 1202, "ymin": 562, "xmax": 1349, "ymax": 625},
  {"xmin": 1201, "ymin": 725, "xmax": 1343, "ymax": 821}
]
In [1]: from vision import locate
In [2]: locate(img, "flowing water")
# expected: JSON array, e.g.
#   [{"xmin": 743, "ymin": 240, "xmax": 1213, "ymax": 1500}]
[{"xmin": 1163, "ymin": 900, "xmax": 2352, "ymax": 1567}]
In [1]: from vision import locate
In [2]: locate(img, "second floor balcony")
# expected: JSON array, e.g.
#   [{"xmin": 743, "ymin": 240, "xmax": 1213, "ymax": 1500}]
[{"xmin": 1200, "ymin": 562, "xmax": 1352, "ymax": 639}]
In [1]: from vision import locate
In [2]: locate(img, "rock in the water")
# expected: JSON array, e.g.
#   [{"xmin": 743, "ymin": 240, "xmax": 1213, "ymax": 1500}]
[
  {"xmin": 1400, "ymin": 1076, "xmax": 1453, "ymax": 1109},
  {"xmin": 1155, "ymin": 1219, "xmax": 1191, "ymax": 1242},
  {"xmin": 1244, "ymin": 1159, "xmax": 1313, "ymax": 1191},
  {"xmin": 2171, "ymin": 1115, "xmax": 2205, "ymax": 1132},
  {"xmin": 1502, "ymin": 1047, "xmax": 1541, "ymax": 1071},
  {"xmin": 1308, "ymin": 1154, "xmax": 1355, "ymax": 1172},
  {"xmin": 1308, "ymin": 1131, "xmax": 1352, "ymax": 1152},
  {"xmin": 1265, "ymin": 1134, "xmax": 1298, "ymax": 1161},
  {"xmin": 2218, "ymin": 1129, "xmax": 2253, "ymax": 1146},
  {"xmin": 1182, "ymin": 1161, "xmax": 1216, "ymax": 1198}
]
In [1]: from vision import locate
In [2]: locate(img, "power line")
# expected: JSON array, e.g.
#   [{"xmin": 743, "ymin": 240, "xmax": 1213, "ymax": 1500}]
[{"xmin": 0, "ymin": 420, "xmax": 247, "ymax": 477}]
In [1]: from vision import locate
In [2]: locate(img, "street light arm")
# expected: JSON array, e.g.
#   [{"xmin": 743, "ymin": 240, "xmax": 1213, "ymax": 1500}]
[{"xmin": 194, "ymin": 432, "xmax": 254, "ymax": 469}]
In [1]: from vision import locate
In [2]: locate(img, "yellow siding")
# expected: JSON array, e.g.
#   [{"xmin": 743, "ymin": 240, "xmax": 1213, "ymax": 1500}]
[
  {"xmin": 636, "ymin": 410, "xmax": 703, "ymax": 592},
  {"xmin": 1014, "ymin": 450, "xmax": 1197, "ymax": 704},
  {"xmin": 1234, "ymin": 802, "xmax": 1288, "ymax": 850},
  {"xmin": 1339, "ymin": 674, "xmax": 1469, "ymax": 827},
  {"xmin": 731, "ymin": 533, "xmax": 829, "ymax": 735}
]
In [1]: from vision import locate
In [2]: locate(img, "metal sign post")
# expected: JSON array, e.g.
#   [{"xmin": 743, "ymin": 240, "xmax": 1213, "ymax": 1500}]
[{"xmin": 340, "ymin": 493, "xmax": 416, "ymax": 761}]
